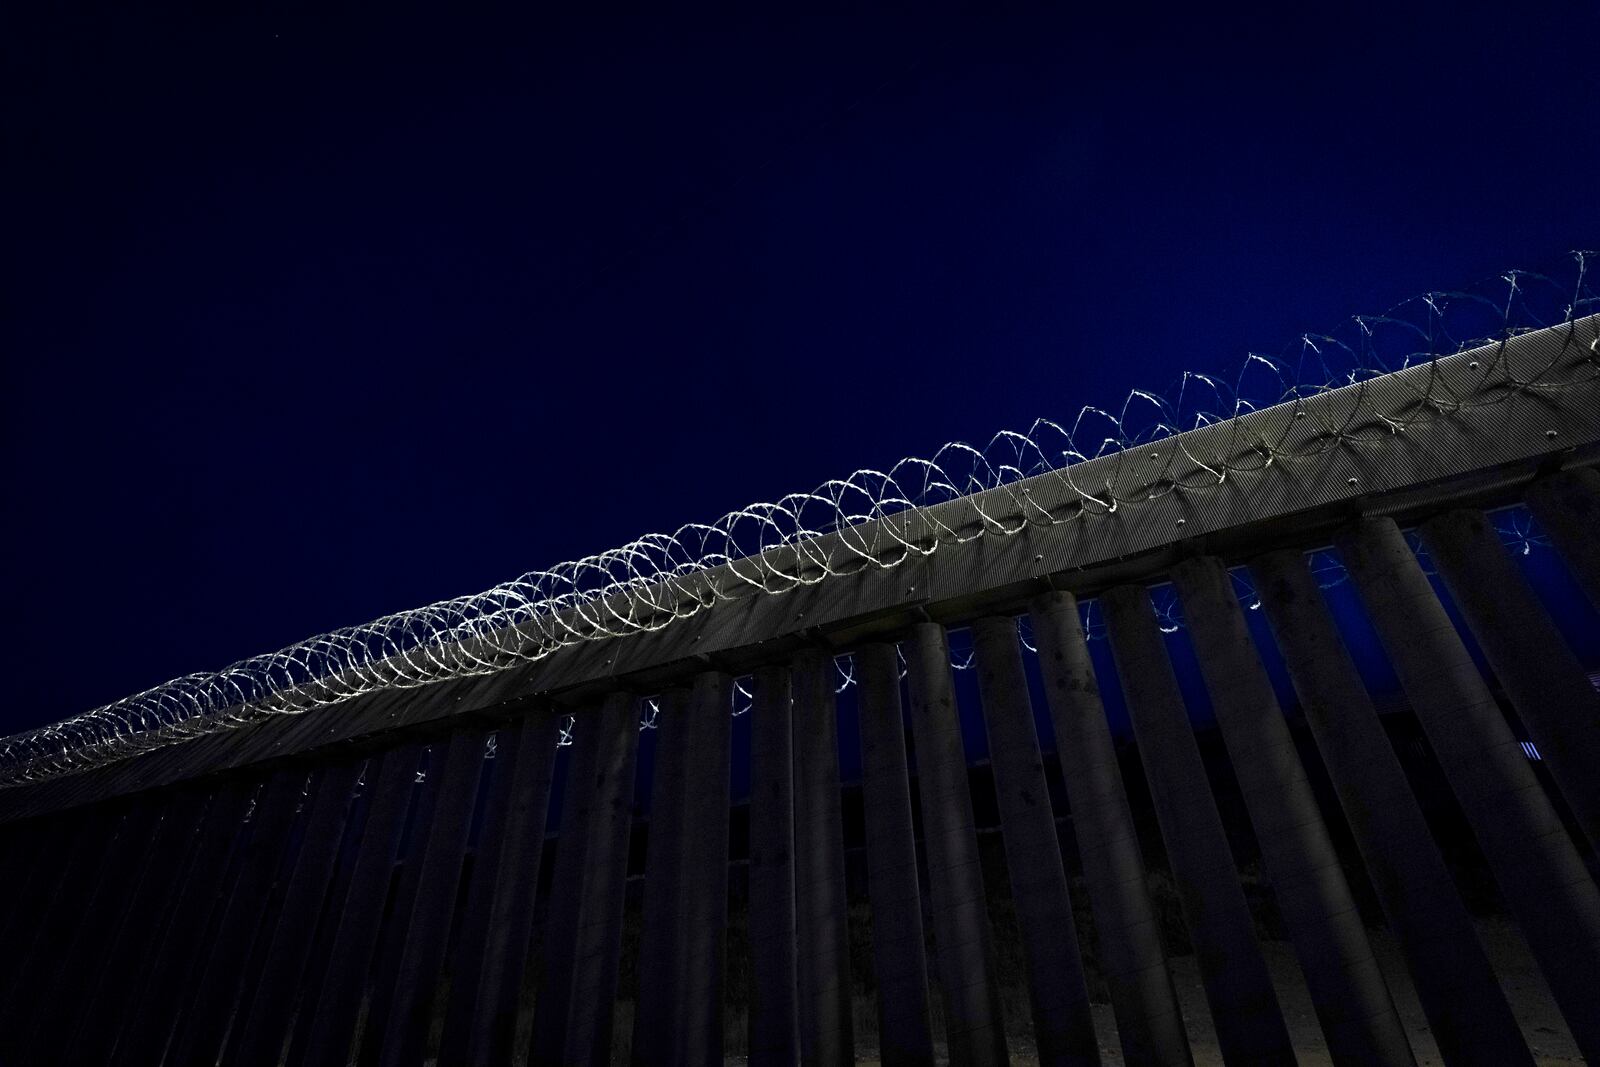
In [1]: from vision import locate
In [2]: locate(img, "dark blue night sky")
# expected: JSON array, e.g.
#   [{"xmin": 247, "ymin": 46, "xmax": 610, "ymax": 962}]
[{"xmin": 3, "ymin": 5, "xmax": 1597, "ymax": 739}]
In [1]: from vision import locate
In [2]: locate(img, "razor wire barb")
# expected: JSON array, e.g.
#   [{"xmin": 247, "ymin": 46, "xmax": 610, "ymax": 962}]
[{"xmin": 3, "ymin": 253, "xmax": 1597, "ymax": 787}]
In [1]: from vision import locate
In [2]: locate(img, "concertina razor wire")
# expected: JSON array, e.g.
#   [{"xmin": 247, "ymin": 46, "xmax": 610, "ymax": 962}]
[{"xmin": 3, "ymin": 253, "xmax": 1597, "ymax": 786}]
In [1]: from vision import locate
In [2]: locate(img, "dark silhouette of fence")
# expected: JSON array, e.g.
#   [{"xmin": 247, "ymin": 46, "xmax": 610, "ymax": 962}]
[{"xmin": 1, "ymin": 314, "xmax": 1597, "ymax": 1066}]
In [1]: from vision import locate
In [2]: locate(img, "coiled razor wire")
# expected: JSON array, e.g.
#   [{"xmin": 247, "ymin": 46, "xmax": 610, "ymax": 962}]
[{"xmin": 2, "ymin": 253, "xmax": 1596, "ymax": 787}]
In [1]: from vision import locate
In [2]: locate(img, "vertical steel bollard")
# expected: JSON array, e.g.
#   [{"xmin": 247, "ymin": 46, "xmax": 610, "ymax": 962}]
[
  {"xmin": 67, "ymin": 789, "xmax": 216, "ymax": 1066},
  {"xmin": 1100, "ymin": 585, "xmax": 1297, "ymax": 1067},
  {"xmin": 1172, "ymin": 556, "xmax": 1412, "ymax": 1066},
  {"xmin": 376, "ymin": 727, "xmax": 491, "ymax": 1067},
  {"xmin": 530, "ymin": 695, "xmax": 642, "ymax": 1065},
  {"xmin": 629, "ymin": 674, "xmax": 733, "ymax": 1067},
  {"xmin": 748, "ymin": 664, "xmax": 801, "ymax": 1066},
  {"xmin": 166, "ymin": 766, "xmax": 312, "ymax": 1067},
  {"xmin": 1251, "ymin": 548, "xmax": 1534, "ymax": 1067},
  {"xmin": 793, "ymin": 648, "xmax": 856, "ymax": 1067},
  {"xmin": 678, "ymin": 671, "xmax": 736, "ymax": 1066},
  {"xmin": 1339, "ymin": 516, "xmax": 1600, "ymax": 1060},
  {"xmin": 434, "ymin": 718, "xmax": 534, "ymax": 1065},
  {"xmin": 1420, "ymin": 507, "xmax": 1600, "ymax": 849},
  {"xmin": 632, "ymin": 687, "xmax": 692, "ymax": 1066},
  {"xmin": 903, "ymin": 621, "xmax": 1009, "ymax": 1067},
  {"xmin": 971, "ymin": 615, "xmax": 1101, "ymax": 1067},
  {"xmin": 296, "ymin": 743, "xmax": 427, "ymax": 1067},
  {"xmin": 109, "ymin": 780, "xmax": 257, "ymax": 1067},
  {"xmin": 17, "ymin": 797, "xmax": 165, "ymax": 1066},
  {"xmin": 529, "ymin": 701, "xmax": 601, "ymax": 1065},
  {"xmin": 1029, "ymin": 591, "xmax": 1193, "ymax": 1067},
  {"xmin": 856, "ymin": 641, "xmax": 937, "ymax": 1067},
  {"xmin": 231, "ymin": 759, "xmax": 366, "ymax": 1065},
  {"xmin": 440, "ymin": 710, "xmax": 561, "ymax": 1066},
  {"xmin": 566, "ymin": 693, "xmax": 643, "ymax": 1066},
  {"xmin": 360, "ymin": 741, "xmax": 451, "ymax": 1066}
]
